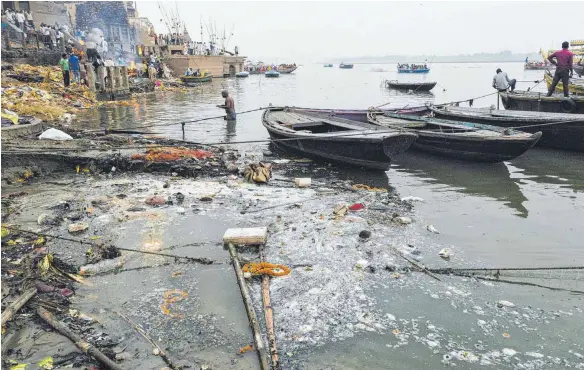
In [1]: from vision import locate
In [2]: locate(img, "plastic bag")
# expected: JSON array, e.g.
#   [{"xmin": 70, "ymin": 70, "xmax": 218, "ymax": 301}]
[{"xmin": 39, "ymin": 128, "xmax": 73, "ymax": 141}]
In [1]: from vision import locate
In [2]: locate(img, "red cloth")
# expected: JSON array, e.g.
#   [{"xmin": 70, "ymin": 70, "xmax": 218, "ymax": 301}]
[{"xmin": 548, "ymin": 49, "xmax": 574, "ymax": 71}]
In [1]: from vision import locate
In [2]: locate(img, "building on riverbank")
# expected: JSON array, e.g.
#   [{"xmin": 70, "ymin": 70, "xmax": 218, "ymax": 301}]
[{"xmin": 165, "ymin": 54, "xmax": 246, "ymax": 78}]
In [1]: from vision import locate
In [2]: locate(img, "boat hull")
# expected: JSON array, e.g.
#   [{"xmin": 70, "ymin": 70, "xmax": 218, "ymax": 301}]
[
  {"xmin": 339, "ymin": 64, "xmax": 354, "ymax": 69},
  {"xmin": 278, "ymin": 67, "xmax": 297, "ymax": 74},
  {"xmin": 431, "ymin": 106, "xmax": 584, "ymax": 152},
  {"xmin": 544, "ymin": 74, "xmax": 584, "ymax": 95},
  {"xmin": 265, "ymin": 71, "xmax": 280, "ymax": 78},
  {"xmin": 181, "ymin": 75, "xmax": 213, "ymax": 83},
  {"xmin": 499, "ymin": 92, "xmax": 584, "ymax": 114},
  {"xmin": 370, "ymin": 113, "xmax": 541, "ymax": 162},
  {"xmin": 386, "ymin": 81, "xmax": 436, "ymax": 91},
  {"xmin": 410, "ymin": 132, "xmax": 540, "ymax": 162}
]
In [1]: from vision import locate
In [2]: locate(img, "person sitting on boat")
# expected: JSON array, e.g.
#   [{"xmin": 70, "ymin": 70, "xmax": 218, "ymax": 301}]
[
  {"xmin": 185, "ymin": 67, "xmax": 193, "ymax": 76},
  {"xmin": 194, "ymin": 69, "xmax": 201, "ymax": 77},
  {"xmin": 217, "ymin": 90, "xmax": 236, "ymax": 121},
  {"xmin": 546, "ymin": 41, "xmax": 574, "ymax": 97},
  {"xmin": 492, "ymin": 68, "xmax": 516, "ymax": 92}
]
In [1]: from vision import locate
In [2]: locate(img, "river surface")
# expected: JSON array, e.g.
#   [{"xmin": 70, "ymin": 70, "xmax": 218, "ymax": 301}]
[{"xmin": 72, "ymin": 62, "xmax": 584, "ymax": 368}]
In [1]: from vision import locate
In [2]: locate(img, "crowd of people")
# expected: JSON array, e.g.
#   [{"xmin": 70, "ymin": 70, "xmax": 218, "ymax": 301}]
[{"xmin": 397, "ymin": 63, "xmax": 429, "ymax": 70}]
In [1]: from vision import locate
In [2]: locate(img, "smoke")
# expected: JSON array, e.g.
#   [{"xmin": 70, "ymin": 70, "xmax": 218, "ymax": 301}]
[{"xmin": 84, "ymin": 28, "xmax": 104, "ymax": 49}]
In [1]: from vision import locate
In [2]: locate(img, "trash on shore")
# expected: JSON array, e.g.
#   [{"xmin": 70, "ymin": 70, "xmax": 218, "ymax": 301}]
[
  {"xmin": 39, "ymin": 128, "xmax": 74, "ymax": 141},
  {"xmin": 401, "ymin": 196, "xmax": 424, "ymax": 202},
  {"xmin": 438, "ymin": 248, "xmax": 451, "ymax": 259},
  {"xmin": 294, "ymin": 178, "xmax": 311, "ymax": 188},
  {"xmin": 130, "ymin": 147, "xmax": 214, "ymax": 162},
  {"xmin": 243, "ymin": 162, "xmax": 272, "ymax": 183},
  {"xmin": 80, "ymin": 256, "xmax": 125, "ymax": 275},
  {"xmin": 394, "ymin": 216, "xmax": 412, "ymax": 224},
  {"xmin": 68, "ymin": 222, "xmax": 89, "ymax": 233}
]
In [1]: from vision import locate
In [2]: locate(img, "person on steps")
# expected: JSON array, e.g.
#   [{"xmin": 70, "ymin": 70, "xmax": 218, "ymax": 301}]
[
  {"xmin": 59, "ymin": 53, "xmax": 70, "ymax": 88},
  {"xmin": 492, "ymin": 68, "xmax": 516, "ymax": 92},
  {"xmin": 547, "ymin": 41, "xmax": 574, "ymax": 97}
]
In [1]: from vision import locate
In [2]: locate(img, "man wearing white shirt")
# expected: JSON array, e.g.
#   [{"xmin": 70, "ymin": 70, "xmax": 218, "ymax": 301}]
[{"xmin": 16, "ymin": 10, "xmax": 26, "ymax": 30}]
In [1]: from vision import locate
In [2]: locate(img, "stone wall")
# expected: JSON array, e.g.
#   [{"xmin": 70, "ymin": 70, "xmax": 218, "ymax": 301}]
[
  {"xmin": 1, "ymin": 49, "xmax": 61, "ymax": 66},
  {"xmin": 29, "ymin": 2, "xmax": 71, "ymax": 28}
]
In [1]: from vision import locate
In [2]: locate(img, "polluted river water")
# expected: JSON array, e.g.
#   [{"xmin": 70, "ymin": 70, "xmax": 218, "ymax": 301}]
[{"xmin": 4, "ymin": 62, "xmax": 584, "ymax": 369}]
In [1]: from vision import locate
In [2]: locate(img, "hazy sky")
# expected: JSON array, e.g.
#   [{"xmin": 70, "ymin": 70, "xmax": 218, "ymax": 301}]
[{"xmin": 136, "ymin": 1, "xmax": 584, "ymax": 62}]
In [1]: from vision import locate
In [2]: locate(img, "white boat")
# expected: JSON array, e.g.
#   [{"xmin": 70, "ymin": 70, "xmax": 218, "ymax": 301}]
[{"xmin": 236, "ymin": 71, "xmax": 249, "ymax": 78}]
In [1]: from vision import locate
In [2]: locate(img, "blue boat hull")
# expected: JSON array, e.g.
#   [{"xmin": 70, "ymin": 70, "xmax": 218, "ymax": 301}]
[{"xmin": 397, "ymin": 69, "xmax": 430, "ymax": 74}]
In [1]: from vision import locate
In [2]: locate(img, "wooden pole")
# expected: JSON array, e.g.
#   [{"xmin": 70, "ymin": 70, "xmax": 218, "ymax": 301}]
[
  {"xmin": 1, "ymin": 287, "xmax": 37, "ymax": 326},
  {"xmin": 37, "ymin": 307, "xmax": 123, "ymax": 370},
  {"xmin": 227, "ymin": 243, "xmax": 270, "ymax": 370},
  {"xmin": 497, "ymin": 92, "xmax": 500, "ymax": 110},
  {"xmin": 260, "ymin": 247, "xmax": 280, "ymax": 369}
]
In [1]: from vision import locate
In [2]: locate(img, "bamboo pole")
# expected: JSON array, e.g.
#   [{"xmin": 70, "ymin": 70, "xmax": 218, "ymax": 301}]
[
  {"xmin": 260, "ymin": 247, "xmax": 280, "ymax": 369},
  {"xmin": 227, "ymin": 243, "xmax": 270, "ymax": 370},
  {"xmin": 37, "ymin": 307, "xmax": 123, "ymax": 370},
  {"xmin": 1, "ymin": 287, "xmax": 37, "ymax": 326}
]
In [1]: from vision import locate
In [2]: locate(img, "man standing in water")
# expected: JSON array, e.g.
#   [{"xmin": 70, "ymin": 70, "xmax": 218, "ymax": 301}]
[
  {"xmin": 547, "ymin": 41, "xmax": 574, "ymax": 97},
  {"xmin": 217, "ymin": 90, "xmax": 236, "ymax": 121},
  {"xmin": 492, "ymin": 68, "xmax": 516, "ymax": 92}
]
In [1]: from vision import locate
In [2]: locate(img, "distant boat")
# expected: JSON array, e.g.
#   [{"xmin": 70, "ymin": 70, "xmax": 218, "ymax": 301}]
[
  {"xmin": 524, "ymin": 62, "xmax": 553, "ymax": 70},
  {"xmin": 181, "ymin": 74, "xmax": 213, "ymax": 84},
  {"xmin": 265, "ymin": 70, "xmax": 280, "ymax": 78},
  {"xmin": 262, "ymin": 107, "xmax": 418, "ymax": 170},
  {"xmin": 236, "ymin": 71, "xmax": 249, "ymax": 78},
  {"xmin": 368, "ymin": 111, "xmax": 541, "ymax": 162},
  {"xmin": 278, "ymin": 65, "xmax": 297, "ymax": 74},
  {"xmin": 386, "ymin": 80, "xmax": 437, "ymax": 92},
  {"xmin": 339, "ymin": 63, "xmax": 354, "ymax": 69},
  {"xmin": 324, "ymin": 63, "xmax": 333, "ymax": 67},
  {"xmin": 397, "ymin": 64, "xmax": 430, "ymax": 74}
]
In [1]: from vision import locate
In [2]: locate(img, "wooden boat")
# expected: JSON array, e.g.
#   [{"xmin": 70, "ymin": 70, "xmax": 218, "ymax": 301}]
[
  {"xmin": 323, "ymin": 63, "xmax": 333, "ymax": 68},
  {"xmin": 544, "ymin": 72, "xmax": 584, "ymax": 95},
  {"xmin": 368, "ymin": 111, "xmax": 542, "ymax": 162},
  {"xmin": 278, "ymin": 66, "xmax": 297, "ymax": 74},
  {"xmin": 397, "ymin": 67, "xmax": 430, "ymax": 74},
  {"xmin": 181, "ymin": 74, "xmax": 213, "ymax": 83},
  {"xmin": 429, "ymin": 105, "xmax": 584, "ymax": 152},
  {"xmin": 339, "ymin": 63, "xmax": 354, "ymax": 69},
  {"xmin": 277, "ymin": 106, "xmax": 428, "ymax": 123},
  {"xmin": 265, "ymin": 70, "xmax": 280, "ymax": 78},
  {"xmin": 524, "ymin": 62, "xmax": 552, "ymax": 70},
  {"xmin": 262, "ymin": 107, "xmax": 418, "ymax": 170},
  {"xmin": 386, "ymin": 80, "xmax": 437, "ymax": 92},
  {"xmin": 235, "ymin": 71, "xmax": 250, "ymax": 77},
  {"xmin": 499, "ymin": 90, "xmax": 584, "ymax": 114}
]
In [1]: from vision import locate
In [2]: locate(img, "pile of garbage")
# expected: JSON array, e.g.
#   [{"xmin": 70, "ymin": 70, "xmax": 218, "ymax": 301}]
[
  {"xmin": 130, "ymin": 147, "xmax": 214, "ymax": 162},
  {"xmin": 1, "ymin": 64, "xmax": 97, "ymax": 123}
]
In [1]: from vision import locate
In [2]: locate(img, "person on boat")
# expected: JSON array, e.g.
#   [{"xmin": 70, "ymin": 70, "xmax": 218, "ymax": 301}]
[
  {"xmin": 185, "ymin": 67, "xmax": 193, "ymax": 76},
  {"xmin": 546, "ymin": 41, "xmax": 574, "ymax": 97},
  {"xmin": 492, "ymin": 68, "xmax": 516, "ymax": 92},
  {"xmin": 217, "ymin": 90, "xmax": 236, "ymax": 121}
]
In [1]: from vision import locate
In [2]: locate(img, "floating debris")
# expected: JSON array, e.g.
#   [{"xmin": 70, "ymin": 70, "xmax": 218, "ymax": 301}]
[{"xmin": 426, "ymin": 224, "xmax": 440, "ymax": 234}]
